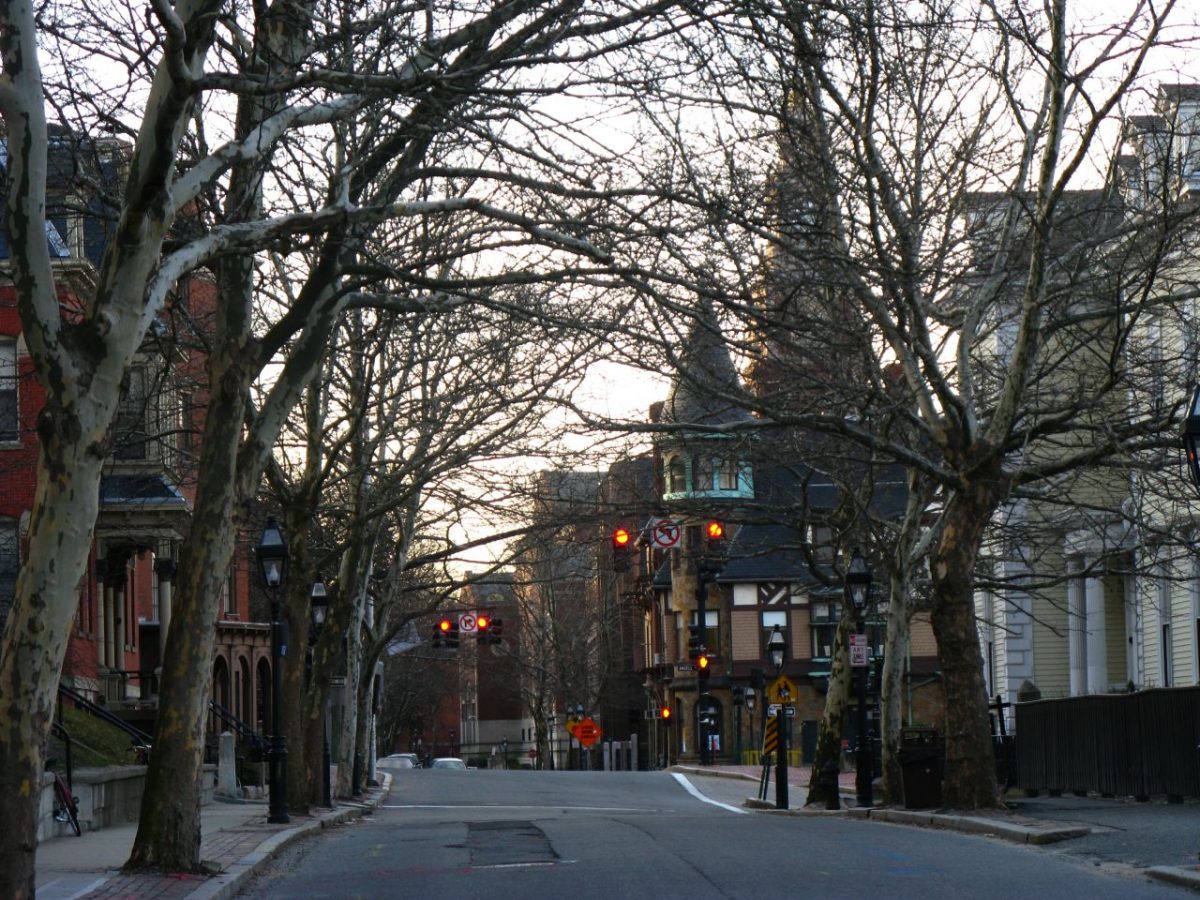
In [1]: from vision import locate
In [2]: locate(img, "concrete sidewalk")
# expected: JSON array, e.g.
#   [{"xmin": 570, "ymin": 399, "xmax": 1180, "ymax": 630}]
[
  {"xmin": 35, "ymin": 775, "xmax": 390, "ymax": 900},
  {"xmin": 677, "ymin": 763, "xmax": 1200, "ymax": 893}
]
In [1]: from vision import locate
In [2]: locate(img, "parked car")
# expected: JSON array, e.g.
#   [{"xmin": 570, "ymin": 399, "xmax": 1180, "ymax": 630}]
[
  {"xmin": 430, "ymin": 757, "xmax": 467, "ymax": 770},
  {"xmin": 381, "ymin": 753, "xmax": 420, "ymax": 769}
]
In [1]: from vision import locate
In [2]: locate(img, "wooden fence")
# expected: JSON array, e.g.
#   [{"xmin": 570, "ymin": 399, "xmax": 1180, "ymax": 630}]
[{"xmin": 1014, "ymin": 686, "xmax": 1200, "ymax": 798}]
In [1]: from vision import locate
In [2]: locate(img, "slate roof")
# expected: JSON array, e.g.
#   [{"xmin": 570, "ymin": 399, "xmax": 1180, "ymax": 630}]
[
  {"xmin": 661, "ymin": 303, "xmax": 754, "ymax": 430},
  {"xmin": 99, "ymin": 474, "xmax": 189, "ymax": 509}
]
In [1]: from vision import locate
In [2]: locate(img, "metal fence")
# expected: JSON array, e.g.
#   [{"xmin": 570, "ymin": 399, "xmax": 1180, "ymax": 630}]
[{"xmin": 1014, "ymin": 686, "xmax": 1200, "ymax": 798}]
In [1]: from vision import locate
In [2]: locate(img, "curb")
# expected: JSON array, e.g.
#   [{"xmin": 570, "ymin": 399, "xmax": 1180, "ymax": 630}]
[
  {"xmin": 1147, "ymin": 866, "xmax": 1200, "ymax": 891},
  {"xmin": 846, "ymin": 806, "xmax": 1089, "ymax": 845},
  {"xmin": 670, "ymin": 765, "xmax": 760, "ymax": 784},
  {"xmin": 184, "ymin": 774, "xmax": 391, "ymax": 900}
]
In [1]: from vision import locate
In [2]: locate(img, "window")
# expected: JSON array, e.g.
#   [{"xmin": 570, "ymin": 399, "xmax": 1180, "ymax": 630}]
[
  {"xmin": 691, "ymin": 609, "xmax": 719, "ymax": 654},
  {"xmin": 1159, "ymin": 572, "xmax": 1173, "ymax": 687},
  {"xmin": 808, "ymin": 524, "xmax": 834, "ymax": 563},
  {"xmin": 0, "ymin": 338, "xmax": 16, "ymax": 442},
  {"xmin": 0, "ymin": 519, "xmax": 16, "ymax": 629},
  {"xmin": 810, "ymin": 599, "xmax": 840, "ymax": 659},
  {"xmin": 667, "ymin": 457, "xmax": 686, "ymax": 494},
  {"xmin": 714, "ymin": 457, "xmax": 738, "ymax": 491},
  {"xmin": 692, "ymin": 455, "xmax": 714, "ymax": 491},
  {"xmin": 114, "ymin": 365, "xmax": 150, "ymax": 460},
  {"xmin": 762, "ymin": 610, "xmax": 787, "ymax": 660}
]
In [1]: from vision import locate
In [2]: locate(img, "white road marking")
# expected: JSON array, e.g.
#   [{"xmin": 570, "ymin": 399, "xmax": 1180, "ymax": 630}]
[
  {"xmin": 672, "ymin": 773, "xmax": 750, "ymax": 814},
  {"xmin": 379, "ymin": 811, "xmax": 657, "ymax": 816}
]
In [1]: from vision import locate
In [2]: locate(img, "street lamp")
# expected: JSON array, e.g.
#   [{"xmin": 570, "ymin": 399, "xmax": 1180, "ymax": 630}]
[
  {"xmin": 846, "ymin": 547, "xmax": 874, "ymax": 809},
  {"xmin": 309, "ymin": 578, "xmax": 332, "ymax": 808},
  {"xmin": 766, "ymin": 624, "xmax": 787, "ymax": 809},
  {"xmin": 257, "ymin": 517, "xmax": 289, "ymax": 824}
]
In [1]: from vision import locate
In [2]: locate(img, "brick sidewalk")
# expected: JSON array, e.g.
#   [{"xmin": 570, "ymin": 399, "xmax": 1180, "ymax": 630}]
[{"xmin": 74, "ymin": 817, "xmax": 314, "ymax": 900}]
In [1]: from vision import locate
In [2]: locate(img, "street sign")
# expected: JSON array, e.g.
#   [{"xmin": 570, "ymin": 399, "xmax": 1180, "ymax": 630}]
[
  {"xmin": 458, "ymin": 612, "xmax": 478, "ymax": 634},
  {"xmin": 850, "ymin": 632, "xmax": 869, "ymax": 667},
  {"xmin": 675, "ymin": 662, "xmax": 696, "ymax": 672},
  {"xmin": 766, "ymin": 674, "xmax": 798, "ymax": 704},
  {"xmin": 572, "ymin": 717, "xmax": 602, "ymax": 748},
  {"xmin": 767, "ymin": 704, "xmax": 796, "ymax": 717},
  {"xmin": 650, "ymin": 519, "xmax": 682, "ymax": 549}
]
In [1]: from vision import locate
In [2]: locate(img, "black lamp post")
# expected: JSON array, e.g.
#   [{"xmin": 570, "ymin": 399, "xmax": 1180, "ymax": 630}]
[
  {"xmin": 309, "ymin": 578, "xmax": 332, "ymax": 808},
  {"xmin": 767, "ymin": 624, "xmax": 787, "ymax": 810},
  {"xmin": 733, "ymin": 687, "xmax": 744, "ymax": 764},
  {"xmin": 744, "ymin": 685, "xmax": 756, "ymax": 758},
  {"xmin": 846, "ymin": 547, "xmax": 873, "ymax": 809},
  {"xmin": 257, "ymin": 517, "xmax": 289, "ymax": 824}
]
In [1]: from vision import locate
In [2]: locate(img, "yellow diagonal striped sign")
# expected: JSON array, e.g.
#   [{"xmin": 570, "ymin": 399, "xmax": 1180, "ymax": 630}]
[{"xmin": 763, "ymin": 716, "xmax": 779, "ymax": 756}]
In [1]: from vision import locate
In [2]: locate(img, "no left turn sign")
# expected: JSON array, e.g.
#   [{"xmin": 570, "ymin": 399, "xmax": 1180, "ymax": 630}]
[{"xmin": 651, "ymin": 520, "xmax": 681, "ymax": 548}]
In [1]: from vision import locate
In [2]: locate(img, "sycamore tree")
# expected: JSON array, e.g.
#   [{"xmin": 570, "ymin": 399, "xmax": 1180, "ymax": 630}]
[
  {"xmin": 266, "ymin": 282, "xmax": 603, "ymax": 804},
  {"xmin": 0, "ymin": 0, "xmax": 707, "ymax": 890},
  {"xmin": 615, "ymin": 0, "xmax": 1198, "ymax": 809}
]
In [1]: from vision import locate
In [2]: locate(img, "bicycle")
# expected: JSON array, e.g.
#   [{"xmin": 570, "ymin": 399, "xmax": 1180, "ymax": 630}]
[{"xmin": 45, "ymin": 758, "xmax": 81, "ymax": 837}]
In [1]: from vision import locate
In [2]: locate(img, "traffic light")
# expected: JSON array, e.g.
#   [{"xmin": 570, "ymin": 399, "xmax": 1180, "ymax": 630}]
[
  {"xmin": 611, "ymin": 526, "xmax": 634, "ymax": 571},
  {"xmin": 699, "ymin": 520, "xmax": 728, "ymax": 574},
  {"xmin": 477, "ymin": 615, "xmax": 503, "ymax": 645},
  {"xmin": 703, "ymin": 519, "xmax": 726, "ymax": 550},
  {"xmin": 697, "ymin": 652, "xmax": 711, "ymax": 686},
  {"xmin": 661, "ymin": 706, "xmax": 672, "ymax": 722},
  {"xmin": 436, "ymin": 616, "xmax": 459, "ymax": 649}
]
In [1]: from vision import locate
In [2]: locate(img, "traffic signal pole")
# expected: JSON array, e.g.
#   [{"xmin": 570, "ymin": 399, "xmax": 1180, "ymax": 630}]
[{"xmin": 696, "ymin": 574, "xmax": 709, "ymax": 765}]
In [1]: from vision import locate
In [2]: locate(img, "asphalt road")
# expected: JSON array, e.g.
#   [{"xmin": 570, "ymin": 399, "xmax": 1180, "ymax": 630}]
[{"xmin": 235, "ymin": 768, "xmax": 1197, "ymax": 899}]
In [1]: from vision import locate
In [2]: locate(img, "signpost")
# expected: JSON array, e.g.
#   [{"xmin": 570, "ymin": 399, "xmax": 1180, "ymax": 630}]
[
  {"xmin": 650, "ymin": 519, "xmax": 682, "ymax": 549},
  {"xmin": 849, "ymin": 632, "xmax": 869, "ymax": 667},
  {"xmin": 571, "ymin": 717, "xmax": 602, "ymax": 749},
  {"xmin": 766, "ymin": 675, "xmax": 798, "ymax": 705}
]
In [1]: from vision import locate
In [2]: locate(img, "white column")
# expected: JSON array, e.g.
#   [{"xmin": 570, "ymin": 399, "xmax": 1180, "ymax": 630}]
[
  {"xmin": 103, "ymin": 581, "xmax": 116, "ymax": 669},
  {"xmin": 1067, "ymin": 558, "xmax": 1087, "ymax": 696},
  {"xmin": 95, "ymin": 570, "xmax": 107, "ymax": 670},
  {"xmin": 1085, "ymin": 566, "xmax": 1108, "ymax": 694},
  {"xmin": 112, "ymin": 577, "xmax": 126, "ymax": 672},
  {"xmin": 156, "ymin": 559, "xmax": 175, "ymax": 664}
]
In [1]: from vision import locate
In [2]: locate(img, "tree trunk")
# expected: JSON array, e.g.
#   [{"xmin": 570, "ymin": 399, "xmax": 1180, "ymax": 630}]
[
  {"xmin": 879, "ymin": 566, "xmax": 910, "ymax": 804},
  {"xmin": 0, "ymin": 451, "xmax": 105, "ymax": 899},
  {"xmin": 929, "ymin": 485, "xmax": 1000, "ymax": 809},
  {"xmin": 126, "ymin": 331, "xmax": 251, "ymax": 871},
  {"xmin": 805, "ymin": 614, "xmax": 853, "ymax": 806}
]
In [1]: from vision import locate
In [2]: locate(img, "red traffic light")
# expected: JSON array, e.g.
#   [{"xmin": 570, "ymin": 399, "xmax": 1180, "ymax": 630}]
[
  {"xmin": 612, "ymin": 527, "xmax": 632, "ymax": 548},
  {"xmin": 705, "ymin": 520, "xmax": 725, "ymax": 541},
  {"xmin": 477, "ymin": 615, "xmax": 490, "ymax": 630},
  {"xmin": 438, "ymin": 618, "xmax": 452, "ymax": 633},
  {"xmin": 661, "ymin": 706, "xmax": 671, "ymax": 720}
]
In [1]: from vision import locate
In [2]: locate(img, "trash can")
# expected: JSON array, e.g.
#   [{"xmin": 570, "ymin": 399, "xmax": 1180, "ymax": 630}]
[{"xmin": 898, "ymin": 727, "xmax": 943, "ymax": 809}]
